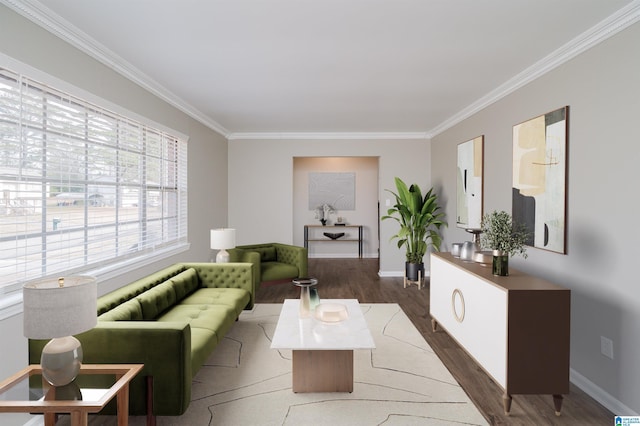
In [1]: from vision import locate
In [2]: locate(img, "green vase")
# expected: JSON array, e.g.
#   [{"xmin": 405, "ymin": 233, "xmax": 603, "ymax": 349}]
[{"xmin": 492, "ymin": 250, "xmax": 509, "ymax": 276}]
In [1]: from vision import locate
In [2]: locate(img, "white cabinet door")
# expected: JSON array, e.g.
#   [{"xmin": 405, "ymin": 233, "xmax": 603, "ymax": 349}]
[{"xmin": 430, "ymin": 255, "xmax": 508, "ymax": 388}]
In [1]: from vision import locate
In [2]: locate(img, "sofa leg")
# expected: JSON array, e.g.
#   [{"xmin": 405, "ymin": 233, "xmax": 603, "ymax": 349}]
[{"xmin": 147, "ymin": 376, "xmax": 156, "ymax": 426}]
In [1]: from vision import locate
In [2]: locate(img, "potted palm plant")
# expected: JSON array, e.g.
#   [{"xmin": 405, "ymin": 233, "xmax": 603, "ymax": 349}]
[
  {"xmin": 382, "ymin": 177, "xmax": 447, "ymax": 281},
  {"xmin": 480, "ymin": 210, "xmax": 530, "ymax": 276}
]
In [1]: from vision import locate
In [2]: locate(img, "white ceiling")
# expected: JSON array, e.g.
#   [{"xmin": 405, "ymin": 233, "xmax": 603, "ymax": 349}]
[{"xmin": 7, "ymin": 0, "xmax": 639, "ymax": 138}]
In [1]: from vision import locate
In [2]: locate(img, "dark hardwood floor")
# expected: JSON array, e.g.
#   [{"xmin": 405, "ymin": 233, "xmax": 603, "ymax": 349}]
[{"xmin": 256, "ymin": 258, "xmax": 613, "ymax": 426}]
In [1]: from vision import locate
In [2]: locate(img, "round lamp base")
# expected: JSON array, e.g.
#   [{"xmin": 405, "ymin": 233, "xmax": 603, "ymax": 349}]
[
  {"xmin": 41, "ymin": 336, "xmax": 83, "ymax": 386},
  {"xmin": 216, "ymin": 249, "xmax": 230, "ymax": 263}
]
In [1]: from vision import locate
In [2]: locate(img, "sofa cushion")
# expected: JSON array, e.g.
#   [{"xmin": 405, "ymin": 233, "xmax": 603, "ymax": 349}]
[
  {"xmin": 180, "ymin": 288, "xmax": 250, "ymax": 317},
  {"xmin": 254, "ymin": 246, "xmax": 277, "ymax": 262},
  {"xmin": 261, "ymin": 261, "xmax": 299, "ymax": 282},
  {"xmin": 136, "ymin": 280, "xmax": 177, "ymax": 319},
  {"xmin": 98, "ymin": 299, "xmax": 143, "ymax": 321},
  {"xmin": 170, "ymin": 268, "xmax": 200, "ymax": 301},
  {"xmin": 158, "ymin": 303, "xmax": 235, "ymax": 335},
  {"xmin": 157, "ymin": 303, "xmax": 237, "ymax": 375}
]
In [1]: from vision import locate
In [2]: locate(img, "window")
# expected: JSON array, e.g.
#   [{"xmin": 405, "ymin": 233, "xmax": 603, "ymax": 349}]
[{"xmin": 0, "ymin": 68, "xmax": 188, "ymax": 300}]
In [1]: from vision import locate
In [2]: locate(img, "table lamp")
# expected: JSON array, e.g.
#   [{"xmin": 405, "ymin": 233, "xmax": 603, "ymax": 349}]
[
  {"xmin": 210, "ymin": 228, "xmax": 236, "ymax": 263},
  {"xmin": 23, "ymin": 276, "xmax": 97, "ymax": 386}
]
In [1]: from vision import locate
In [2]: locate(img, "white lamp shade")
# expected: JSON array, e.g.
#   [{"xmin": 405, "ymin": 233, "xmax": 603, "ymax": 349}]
[
  {"xmin": 23, "ymin": 276, "xmax": 97, "ymax": 339},
  {"xmin": 210, "ymin": 228, "xmax": 236, "ymax": 250}
]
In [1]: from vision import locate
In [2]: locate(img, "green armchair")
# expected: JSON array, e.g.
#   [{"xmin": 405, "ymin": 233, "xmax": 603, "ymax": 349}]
[{"xmin": 229, "ymin": 242, "xmax": 308, "ymax": 285}]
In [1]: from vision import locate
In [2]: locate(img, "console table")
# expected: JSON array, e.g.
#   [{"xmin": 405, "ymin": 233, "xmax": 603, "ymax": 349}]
[
  {"xmin": 429, "ymin": 252, "xmax": 570, "ymax": 416},
  {"xmin": 304, "ymin": 225, "xmax": 363, "ymax": 258}
]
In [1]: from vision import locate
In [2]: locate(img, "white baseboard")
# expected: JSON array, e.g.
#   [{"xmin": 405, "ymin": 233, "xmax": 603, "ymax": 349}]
[
  {"xmin": 570, "ymin": 368, "xmax": 638, "ymax": 415},
  {"xmin": 378, "ymin": 270, "xmax": 432, "ymax": 278},
  {"xmin": 378, "ymin": 270, "xmax": 403, "ymax": 277},
  {"xmin": 308, "ymin": 253, "xmax": 377, "ymax": 259}
]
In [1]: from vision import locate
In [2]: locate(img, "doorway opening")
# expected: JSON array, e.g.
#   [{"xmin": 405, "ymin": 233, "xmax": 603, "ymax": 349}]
[{"xmin": 292, "ymin": 157, "xmax": 379, "ymax": 259}]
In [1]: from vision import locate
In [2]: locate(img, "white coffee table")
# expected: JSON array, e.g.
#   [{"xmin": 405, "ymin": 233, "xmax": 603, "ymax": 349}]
[{"xmin": 271, "ymin": 299, "xmax": 375, "ymax": 393}]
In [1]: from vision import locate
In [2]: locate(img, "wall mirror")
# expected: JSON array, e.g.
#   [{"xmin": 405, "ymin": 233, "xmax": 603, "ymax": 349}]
[{"xmin": 456, "ymin": 136, "xmax": 484, "ymax": 229}]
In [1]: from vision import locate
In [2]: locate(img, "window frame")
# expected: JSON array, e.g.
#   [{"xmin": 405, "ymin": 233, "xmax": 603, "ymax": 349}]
[{"xmin": 0, "ymin": 56, "xmax": 189, "ymax": 319}]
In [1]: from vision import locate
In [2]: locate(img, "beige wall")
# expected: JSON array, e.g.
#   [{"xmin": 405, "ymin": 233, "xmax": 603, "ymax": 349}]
[
  {"xmin": 228, "ymin": 138, "xmax": 432, "ymax": 274},
  {"xmin": 0, "ymin": 8, "xmax": 228, "ymax": 421},
  {"xmin": 432, "ymin": 22, "xmax": 640, "ymax": 414}
]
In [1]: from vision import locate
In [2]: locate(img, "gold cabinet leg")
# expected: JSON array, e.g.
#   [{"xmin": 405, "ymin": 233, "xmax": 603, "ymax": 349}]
[
  {"xmin": 503, "ymin": 393, "xmax": 512, "ymax": 415},
  {"xmin": 431, "ymin": 318, "xmax": 438, "ymax": 332}
]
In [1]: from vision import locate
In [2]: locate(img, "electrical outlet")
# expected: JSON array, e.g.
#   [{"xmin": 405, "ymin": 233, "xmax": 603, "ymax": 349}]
[{"xmin": 600, "ymin": 336, "xmax": 614, "ymax": 359}]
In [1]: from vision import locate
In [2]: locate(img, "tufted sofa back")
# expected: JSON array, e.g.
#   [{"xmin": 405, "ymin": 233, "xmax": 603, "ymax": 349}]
[
  {"xmin": 181, "ymin": 262, "xmax": 255, "ymax": 308},
  {"xmin": 96, "ymin": 262, "xmax": 254, "ymax": 322},
  {"xmin": 97, "ymin": 264, "xmax": 187, "ymax": 315}
]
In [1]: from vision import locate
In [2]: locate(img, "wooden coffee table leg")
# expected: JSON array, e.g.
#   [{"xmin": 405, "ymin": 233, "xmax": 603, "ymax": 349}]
[{"xmin": 292, "ymin": 350, "xmax": 353, "ymax": 392}]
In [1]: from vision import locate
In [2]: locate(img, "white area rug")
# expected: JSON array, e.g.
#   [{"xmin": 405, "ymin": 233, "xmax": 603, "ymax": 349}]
[{"xmin": 57, "ymin": 303, "xmax": 488, "ymax": 425}]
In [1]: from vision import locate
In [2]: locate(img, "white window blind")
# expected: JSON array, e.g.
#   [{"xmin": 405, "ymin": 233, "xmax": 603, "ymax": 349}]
[{"xmin": 0, "ymin": 68, "xmax": 188, "ymax": 297}]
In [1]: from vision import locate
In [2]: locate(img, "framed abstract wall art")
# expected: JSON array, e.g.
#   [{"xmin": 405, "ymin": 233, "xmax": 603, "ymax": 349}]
[
  {"xmin": 308, "ymin": 172, "xmax": 356, "ymax": 210},
  {"xmin": 456, "ymin": 135, "xmax": 484, "ymax": 230},
  {"xmin": 512, "ymin": 106, "xmax": 568, "ymax": 254}
]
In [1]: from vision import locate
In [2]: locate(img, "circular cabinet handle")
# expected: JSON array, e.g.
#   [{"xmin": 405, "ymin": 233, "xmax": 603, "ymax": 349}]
[{"xmin": 451, "ymin": 288, "xmax": 465, "ymax": 323}]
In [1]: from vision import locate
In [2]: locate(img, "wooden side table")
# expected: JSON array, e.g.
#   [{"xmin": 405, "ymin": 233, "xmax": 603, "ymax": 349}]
[{"xmin": 0, "ymin": 364, "xmax": 143, "ymax": 426}]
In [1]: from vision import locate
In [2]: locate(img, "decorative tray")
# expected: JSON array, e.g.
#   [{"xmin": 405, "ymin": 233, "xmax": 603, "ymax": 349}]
[
  {"xmin": 323, "ymin": 232, "xmax": 345, "ymax": 240},
  {"xmin": 314, "ymin": 303, "xmax": 349, "ymax": 323}
]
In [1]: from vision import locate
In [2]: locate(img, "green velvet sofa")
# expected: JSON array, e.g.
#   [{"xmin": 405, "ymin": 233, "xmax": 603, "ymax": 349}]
[
  {"xmin": 28, "ymin": 262, "xmax": 255, "ymax": 417},
  {"xmin": 228, "ymin": 242, "xmax": 308, "ymax": 285}
]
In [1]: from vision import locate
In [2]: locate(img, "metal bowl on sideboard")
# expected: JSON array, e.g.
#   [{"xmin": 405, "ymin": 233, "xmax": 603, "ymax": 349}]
[{"xmin": 472, "ymin": 251, "xmax": 493, "ymax": 265}]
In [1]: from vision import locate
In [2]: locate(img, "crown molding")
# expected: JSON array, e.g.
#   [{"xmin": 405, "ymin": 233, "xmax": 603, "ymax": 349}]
[
  {"xmin": 228, "ymin": 131, "xmax": 428, "ymax": 140},
  {"xmin": 1, "ymin": 0, "xmax": 230, "ymax": 137},
  {"xmin": 428, "ymin": 0, "xmax": 640, "ymax": 138},
  {"xmin": 4, "ymin": 0, "xmax": 638, "ymax": 141}
]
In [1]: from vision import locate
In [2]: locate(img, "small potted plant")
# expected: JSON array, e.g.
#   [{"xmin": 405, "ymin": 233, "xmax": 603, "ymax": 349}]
[
  {"xmin": 480, "ymin": 210, "xmax": 530, "ymax": 276},
  {"xmin": 314, "ymin": 203, "xmax": 335, "ymax": 226}
]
